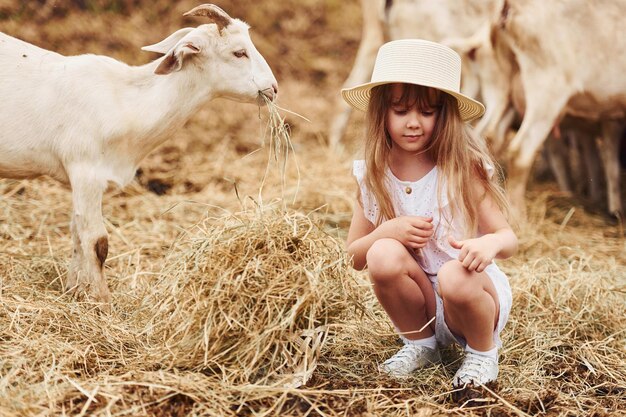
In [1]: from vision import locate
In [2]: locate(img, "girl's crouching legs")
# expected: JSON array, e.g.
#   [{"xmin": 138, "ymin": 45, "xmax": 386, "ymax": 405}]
[
  {"xmin": 367, "ymin": 238, "xmax": 440, "ymax": 378},
  {"xmin": 367, "ymin": 238, "xmax": 436, "ymax": 340},
  {"xmin": 437, "ymin": 260, "xmax": 499, "ymax": 349},
  {"xmin": 438, "ymin": 260, "xmax": 500, "ymax": 387}
]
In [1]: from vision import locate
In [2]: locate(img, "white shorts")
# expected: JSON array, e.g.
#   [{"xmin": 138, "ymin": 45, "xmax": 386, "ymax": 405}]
[{"xmin": 429, "ymin": 262, "xmax": 512, "ymax": 348}]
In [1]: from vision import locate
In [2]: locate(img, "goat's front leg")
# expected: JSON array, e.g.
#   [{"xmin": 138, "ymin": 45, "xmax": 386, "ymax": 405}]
[{"xmin": 66, "ymin": 169, "xmax": 112, "ymax": 305}]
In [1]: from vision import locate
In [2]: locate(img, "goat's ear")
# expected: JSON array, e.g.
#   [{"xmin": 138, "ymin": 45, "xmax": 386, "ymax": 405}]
[
  {"xmin": 154, "ymin": 41, "xmax": 201, "ymax": 75},
  {"xmin": 183, "ymin": 4, "xmax": 232, "ymax": 35},
  {"xmin": 142, "ymin": 28, "xmax": 195, "ymax": 55}
]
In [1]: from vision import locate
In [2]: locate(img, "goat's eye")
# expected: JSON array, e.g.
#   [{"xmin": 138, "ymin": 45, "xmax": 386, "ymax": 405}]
[{"xmin": 233, "ymin": 50, "xmax": 248, "ymax": 58}]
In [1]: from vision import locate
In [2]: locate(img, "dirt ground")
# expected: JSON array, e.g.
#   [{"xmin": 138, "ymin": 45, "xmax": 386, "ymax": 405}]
[{"xmin": 0, "ymin": 1, "xmax": 624, "ymax": 416}]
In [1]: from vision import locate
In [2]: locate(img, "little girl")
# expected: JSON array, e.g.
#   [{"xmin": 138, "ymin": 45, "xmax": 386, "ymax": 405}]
[{"xmin": 342, "ymin": 39, "xmax": 518, "ymax": 387}]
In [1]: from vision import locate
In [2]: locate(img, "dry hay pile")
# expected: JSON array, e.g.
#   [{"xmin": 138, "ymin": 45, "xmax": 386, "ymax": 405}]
[{"xmin": 140, "ymin": 208, "xmax": 360, "ymax": 386}]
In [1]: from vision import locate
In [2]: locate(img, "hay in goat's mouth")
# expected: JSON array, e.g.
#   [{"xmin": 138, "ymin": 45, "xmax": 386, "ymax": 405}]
[{"xmin": 259, "ymin": 93, "xmax": 302, "ymax": 205}]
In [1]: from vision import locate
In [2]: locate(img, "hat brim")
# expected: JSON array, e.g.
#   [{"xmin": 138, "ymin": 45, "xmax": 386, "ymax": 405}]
[{"xmin": 341, "ymin": 81, "xmax": 485, "ymax": 122}]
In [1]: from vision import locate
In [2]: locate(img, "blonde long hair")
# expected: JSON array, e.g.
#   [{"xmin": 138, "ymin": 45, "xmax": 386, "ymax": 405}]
[{"xmin": 362, "ymin": 83, "xmax": 510, "ymax": 237}]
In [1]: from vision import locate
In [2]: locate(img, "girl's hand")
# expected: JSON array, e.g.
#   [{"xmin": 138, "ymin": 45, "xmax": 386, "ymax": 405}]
[
  {"xmin": 381, "ymin": 216, "xmax": 434, "ymax": 249},
  {"xmin": 448, "ymin": 235, "xmax": 498, "ymax": 273}
]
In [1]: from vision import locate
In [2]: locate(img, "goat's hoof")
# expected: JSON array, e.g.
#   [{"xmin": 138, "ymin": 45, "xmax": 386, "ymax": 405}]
[
  {"xmin": 609, "ymin": 210, "xmax": 623, "ymax": 225},
  {"xmin": 90, "ymin": 284, "xmax": 113, "ymax": 313},
  {"xmin": 66, "ymin": 283, "xmax": 85, "ymax": 299},
  {"xmin": 66, "ymin": 282, "xmax": 112, "ymax": 310}
]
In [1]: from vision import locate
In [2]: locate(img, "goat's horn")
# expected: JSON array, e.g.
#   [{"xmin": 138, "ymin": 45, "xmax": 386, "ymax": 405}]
[{"xmin": 183, "ymin": 4, "xmax": 232, "ymax": 33}]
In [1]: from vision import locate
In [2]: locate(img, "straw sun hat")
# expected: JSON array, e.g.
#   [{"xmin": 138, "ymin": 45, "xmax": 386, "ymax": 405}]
[{"xmin": 341, "ymin": 39, "xmax": 485, "ymax": 122}]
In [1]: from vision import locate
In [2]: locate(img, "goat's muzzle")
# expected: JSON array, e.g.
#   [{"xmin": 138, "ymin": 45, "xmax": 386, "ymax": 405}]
[
  {"xmin": 259, "ymin": 84, "xmax": 278, "ymax": 103},
  {"xmin": 259, "ymin": 83, "xmax": 278, "ymax": 102}
]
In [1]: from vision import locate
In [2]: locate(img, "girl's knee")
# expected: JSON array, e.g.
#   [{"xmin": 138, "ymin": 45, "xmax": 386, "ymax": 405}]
[
  {"xmin": 367, "ymin": 238, "xmax": 411, "ymax": 284},
  {"xmin": 438, "ymin": 260, "xmax": 467, "ymax": 283},
  {"xmin": 438, "ymin": 260, "xmax": 481, "ymax": 306}
]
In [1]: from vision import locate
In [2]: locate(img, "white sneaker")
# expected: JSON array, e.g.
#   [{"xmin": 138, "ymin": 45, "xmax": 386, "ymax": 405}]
[
  {"xmin": 378, "ymin": 344, "xmax": 440, "ymax": 378},
  {"xmin": 452, "ymin": 352, "xmax": 499, "ymax": 387}
]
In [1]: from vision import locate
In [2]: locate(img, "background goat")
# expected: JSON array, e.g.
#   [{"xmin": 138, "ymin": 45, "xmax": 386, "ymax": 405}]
[{"xmin": 0, "ymin": 3, "xmax": 278, "ymax": 305}]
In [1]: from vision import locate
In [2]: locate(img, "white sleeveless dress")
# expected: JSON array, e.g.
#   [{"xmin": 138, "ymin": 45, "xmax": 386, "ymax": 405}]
[{"xmin": 353, "ymin": 160, "xmax": 512, "ymax": 348}]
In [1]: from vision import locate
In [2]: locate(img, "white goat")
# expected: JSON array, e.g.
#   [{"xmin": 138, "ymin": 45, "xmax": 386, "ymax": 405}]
[{"xmin": 0, "ymin": 4, "xmax": 278, "ymax": 305}]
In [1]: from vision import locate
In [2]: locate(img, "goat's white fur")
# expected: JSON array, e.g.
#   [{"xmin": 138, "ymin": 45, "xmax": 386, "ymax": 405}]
[{"xmin": 0, "ymin": 4, "xmax": 277, "ymax": 305}]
